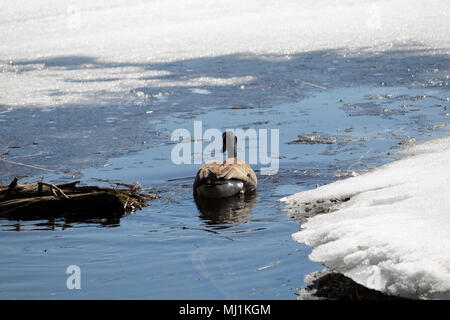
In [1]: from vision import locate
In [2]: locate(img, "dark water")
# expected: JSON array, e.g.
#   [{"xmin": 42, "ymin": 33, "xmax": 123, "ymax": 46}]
[{"xmin": 1, "ymin": 83, "xmax": 448, "ymax": 299}]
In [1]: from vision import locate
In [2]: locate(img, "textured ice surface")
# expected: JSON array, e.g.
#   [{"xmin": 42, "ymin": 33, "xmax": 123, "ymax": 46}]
[
  {"xmin": 1, "ymin": 0, "xmax": 449, "ymax": 108},
  {"xmin": 281, "ymin": 137, "xmax": 450, "ymax": 299},
  {"xmin": 2, "ymin": 0, "xmax": 449, "ymax": 60}
]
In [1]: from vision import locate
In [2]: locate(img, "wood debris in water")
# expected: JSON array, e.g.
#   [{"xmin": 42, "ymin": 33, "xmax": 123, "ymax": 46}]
[{"xmin": 0, "ymin": 178, "xmax": 157, "ymax": 221}]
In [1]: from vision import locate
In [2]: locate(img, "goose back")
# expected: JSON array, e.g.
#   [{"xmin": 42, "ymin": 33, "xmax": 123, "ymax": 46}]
[{"xmin": 194, "ymin": 158, "xmax": 257, "ymax": 193}]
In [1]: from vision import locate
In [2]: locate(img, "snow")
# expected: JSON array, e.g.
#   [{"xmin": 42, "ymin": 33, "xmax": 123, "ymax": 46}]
[
  {"xmin": 281, "ymin": 137, "xmax": 450, "ymax": 299},
  {"xmin": 1, "ymin": 0, "xmax": 449, "ymax": 108},
  {"xmin": 1, "ymin": 0, "xmax": 449, "ymax": 61}
]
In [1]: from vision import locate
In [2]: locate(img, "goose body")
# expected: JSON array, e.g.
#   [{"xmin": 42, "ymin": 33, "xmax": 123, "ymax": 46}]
[
  {"xmin": 193, "ymin": 132, "xmax": 257, "ymax": 199},
  {"xmin": 196, "ymin": 178, "xmax": 244, "ymax": 199}
]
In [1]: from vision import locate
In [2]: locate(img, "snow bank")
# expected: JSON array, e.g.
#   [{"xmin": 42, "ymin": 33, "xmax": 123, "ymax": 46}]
[{"xmin": 281, "ymin": 137, "xmax": 450, "ymax": 299}]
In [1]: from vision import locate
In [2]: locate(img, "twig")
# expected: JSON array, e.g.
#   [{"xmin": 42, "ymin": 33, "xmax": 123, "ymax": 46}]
[
  {"xmin": 167, "ymin": 176, "xmax": 195, "ymax": 182},
  {"xmin": 298, "ymin": 80, "xmax": 330, "ymax": 90},
  {"xmin": 38, "ymin": 182, "xmax": 70, "ymax": 199},
  {"xmin": 49, "ymin": 186, "xmax": 58, "ymax": 198},
  {"xmin": 0, "ymin": 159, "xmax": 55, "ymax": 172}
]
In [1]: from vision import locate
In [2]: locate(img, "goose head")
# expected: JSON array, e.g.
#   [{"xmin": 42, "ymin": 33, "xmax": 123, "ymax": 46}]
[{"xmin": 222, "ymin": 131, "xmax": 237, "ymax": 158}]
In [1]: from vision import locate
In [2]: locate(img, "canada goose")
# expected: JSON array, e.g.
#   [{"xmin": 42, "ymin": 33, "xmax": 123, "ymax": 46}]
[{"xmin": 193, "ymin": 131, "xmax": 257, "ymax": 199}]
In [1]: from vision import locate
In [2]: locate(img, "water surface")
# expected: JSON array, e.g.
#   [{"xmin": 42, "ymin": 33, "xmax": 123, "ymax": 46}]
[{"xmin": 1, "ymin": 85, "xmax": 448, "ymax": 299}]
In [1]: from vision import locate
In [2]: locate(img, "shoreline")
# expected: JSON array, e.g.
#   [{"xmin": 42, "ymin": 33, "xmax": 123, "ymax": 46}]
[{"xmin": 283, "ymin": 136, "xmax": 450, "ymax": 299}]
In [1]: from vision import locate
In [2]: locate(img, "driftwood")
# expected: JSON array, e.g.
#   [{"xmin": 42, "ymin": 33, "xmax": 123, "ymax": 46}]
[{"xmin": 0, "ymin": 178, "xmax": 156, "ymax": 221}]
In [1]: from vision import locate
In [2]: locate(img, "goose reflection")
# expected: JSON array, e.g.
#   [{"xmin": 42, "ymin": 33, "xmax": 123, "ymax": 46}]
[{"xmin": 194, "ymin": 191, "xmax": 257, "ymax": 229}]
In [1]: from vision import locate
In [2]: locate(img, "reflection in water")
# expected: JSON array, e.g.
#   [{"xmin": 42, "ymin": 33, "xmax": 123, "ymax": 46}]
[
  {"xmin": 0, "ymin": 215, "xmax": 122, "ymax": 231},
  {"xmin": 194, "ymin": 192, "xmax": 257, "ymax": 229}
]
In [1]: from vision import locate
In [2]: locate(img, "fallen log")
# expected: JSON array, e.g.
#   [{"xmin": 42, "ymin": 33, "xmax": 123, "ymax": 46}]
[{"xmin": 0, "ymin": 178, "xmax": 156, "ymax": 221}]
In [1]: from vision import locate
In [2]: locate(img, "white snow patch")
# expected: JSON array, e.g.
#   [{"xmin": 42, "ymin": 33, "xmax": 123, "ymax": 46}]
[
  {"xmin": 1, "ymin": 0, "xmax": 449, "ymax": 61},
  {"xmin": 1, "ymin": 0, "xmax": 449, "ymax": 108},
  {"xmin": 281, "ymin": 137, "xmax": 450, "ymax": 299},
  {"xmin": 190, "ymin": 88, "xmax": 211, "ymax": 95}
]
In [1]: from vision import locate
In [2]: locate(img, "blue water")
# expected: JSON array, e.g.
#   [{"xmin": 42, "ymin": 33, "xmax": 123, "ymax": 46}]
[{"xmin": 1, "ymin": 85, "xmax": 448, "ymax": 299}]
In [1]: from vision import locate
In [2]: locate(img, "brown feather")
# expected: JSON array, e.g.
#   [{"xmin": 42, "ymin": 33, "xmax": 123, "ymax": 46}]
[{"xmin": 194, "ymin": 158, "xmax": 257, "ymax": 192}]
